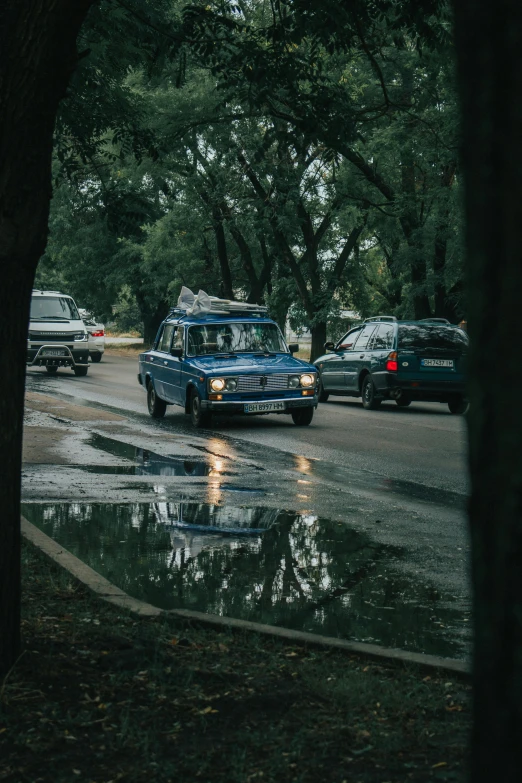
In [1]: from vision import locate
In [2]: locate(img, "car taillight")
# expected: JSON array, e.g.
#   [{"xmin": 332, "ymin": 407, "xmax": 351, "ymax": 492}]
[
  {"xmin": 91, "ymin": 330, "xmax": 104, "ymax": 337},
  {"xmin": 386, "ymin": 351, "xmax": 398, "ymax": 372}
]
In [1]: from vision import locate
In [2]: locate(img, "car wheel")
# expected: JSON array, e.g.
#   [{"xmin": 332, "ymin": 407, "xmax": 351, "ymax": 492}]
[
  {"xmin": 448, "ymin": 397, "xmax": 469, "ymax": 415},
  {"xmin": 45, "ymin": 366, "xmax": 58, "ymax": 375},
  {"xmin": 147, "ymin": 382, "xmax": 167, "ymax": 418},
  {"xmin": 190, "ymin": 388, "xmax": 212, "ymax": 428},
  {"xmin": 318, "ymin": 379, "xmax": 329, "ymax": 403},
  {"xmin": 396, "ymin": 396, "xmax": 411, "ymax": 407},
  {"xmin": 90, "ymin": 353, "xmax": 102, "ymax": 363},
  {"xmin": 291, "ymin": 407, "xmax": 314, "ymax": 426},
  {"xmin": 361, "ymin": 375, "xmax": 382, "ymax": 410},
  {"xmin": 73, "ymin": 365, "xmax": 89, "ymax": 377}
]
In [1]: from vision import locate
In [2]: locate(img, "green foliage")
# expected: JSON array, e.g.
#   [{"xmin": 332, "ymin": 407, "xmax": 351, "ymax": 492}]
[{"xmin": 40, "ymin": 0, "xmax": 463, "ymax": 341}]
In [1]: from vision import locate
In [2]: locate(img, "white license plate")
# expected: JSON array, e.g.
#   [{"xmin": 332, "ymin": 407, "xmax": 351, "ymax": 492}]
[
  {"xmin": 421, "ymin": 358, "xmax": 454, "ymax": 368},
  {"xmin": 41, "ymin": 349, "xmax": 67, "ymax": 357},
  {"xmin": 244, "ymin": 401, "xmax": 285, "ymax": 413}
]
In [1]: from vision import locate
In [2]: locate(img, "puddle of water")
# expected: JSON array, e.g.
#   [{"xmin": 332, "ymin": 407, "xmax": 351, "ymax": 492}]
[
  {"xmin": 21, "ymin": 502, "xmax": 470, "ymax": 659},
  {"xmin": 87, "ymin": 433, "xmax": 233, "ymax": 477}
]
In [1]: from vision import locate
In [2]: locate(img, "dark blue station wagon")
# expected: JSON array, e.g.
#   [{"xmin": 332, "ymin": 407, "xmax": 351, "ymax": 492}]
[
  {"xmin": 138, "ymin": 302, "xmax": 318, "ymax": 428},
  {"xmin": 314, "ymin": 316, "xmax": 468, "ymax": 414}
]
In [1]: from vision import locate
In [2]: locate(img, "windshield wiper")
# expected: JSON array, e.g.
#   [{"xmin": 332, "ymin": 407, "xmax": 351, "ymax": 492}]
[
  {"xmin": 252, "ymin": 351, "xmax": 278, "ymax": 357},
  {"xmin": 211, "ymin": 352, "xmax": 238, "ymax": 358},
  {"xmin": 31, "ymin": 316, "xmax": 71, "ymax": 321}
]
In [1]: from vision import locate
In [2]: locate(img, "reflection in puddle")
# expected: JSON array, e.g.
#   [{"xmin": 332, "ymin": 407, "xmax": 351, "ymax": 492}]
[
  {"xmin": 21, "ymin": 502, "xmax": 470, "ymax": 659},
  {"xmin": 86, "ymin": 433, "xmax": 233, "ymax": 477}
]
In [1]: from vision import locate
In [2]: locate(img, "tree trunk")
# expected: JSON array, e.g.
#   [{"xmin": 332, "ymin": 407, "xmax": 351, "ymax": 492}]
[
  {"xmin": 310, "ymin": 321, "xmax": 327, "ymax": 362},
  {"xmin": 453, "ymin": 2, "xmax": 522, "ymax": 780},
  {"xmin": 0, "ymin": 0, "xmax": 95, "ymax": 675},
  {"xmin": 138, "ymin": 298, "xmax": 169, "ymax": 346}
]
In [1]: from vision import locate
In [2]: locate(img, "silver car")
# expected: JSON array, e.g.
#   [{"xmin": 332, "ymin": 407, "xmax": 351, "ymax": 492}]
[{"xmin": 80, "ymin": 309, "xmax": 105, "ymax": 363}]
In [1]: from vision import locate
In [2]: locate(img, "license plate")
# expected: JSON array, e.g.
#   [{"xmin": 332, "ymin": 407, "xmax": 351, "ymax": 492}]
[
  {"xmin": 244, "ymin": 401, "xmax": 285, "ymax": 413},
  {"xmin": 41, "ymin": 349, "xmax": 67, "ymax": 357},
  {"xmin": 421, "ymin": 358, "xmax": 454, "ymax": 368}
]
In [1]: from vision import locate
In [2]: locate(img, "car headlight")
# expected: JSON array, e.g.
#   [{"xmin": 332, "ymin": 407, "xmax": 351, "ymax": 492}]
[
  {"xmin": 74, "ymin": 332, "xmax": 88, "ymax": 342},
  {"xmin": 288, "ymin": 375, "xmax": 301, "ymax": 388},
  {"xmin": 300, "ymin": 373, "xmax": 315, "ymax": 388},
  {"xmin": 225, "ymin": 378, "xmax": 238, "ymax": 392},
  {"xmin": 210, "ymin": 378, "xmax": 226, "ymax": 392}
]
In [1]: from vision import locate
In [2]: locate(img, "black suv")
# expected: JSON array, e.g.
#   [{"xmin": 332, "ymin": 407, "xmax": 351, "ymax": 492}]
[{"xmin": 313, "ymin": 317, "xmax": 468, "ymax": 414}]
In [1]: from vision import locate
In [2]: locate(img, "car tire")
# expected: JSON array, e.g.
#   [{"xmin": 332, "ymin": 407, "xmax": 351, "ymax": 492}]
[
  {"xmin": 73, "ymin": 365, "xmax": 89, "ymax": 377},
  {"xmin": 90, "ymin": 353, "xmax": 102, "ymax": 363},
  {"xmin": 45, "ymin": 366, "xmax": 58, "ymax": 375},
  {"xmin": 361, "ymin": 375, "xmax": 382, "ymax": 410},
  {"xmin": 190, "ymin": 388, "xmax": 212, "ymax": 428},
  {"xmin": 396, "ymin": 396, "xmax": 411, "ymax": 407},
  {"xmin": 291, "ymin": 407, "xmax": 314, "ymax": 426},
  {"xmin": 318, "ymin": 379, "xmax": 329, "ymax": 403},
  {"xmin": 448, "ymin": 397, "xmax": 469, "ymax": 415},
  {"xmin": 147, "ymin": 382, "xmax": 167, "ymax": 419}
]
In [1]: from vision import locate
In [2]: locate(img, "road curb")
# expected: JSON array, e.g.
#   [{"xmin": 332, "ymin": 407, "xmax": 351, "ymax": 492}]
[{"xmin": 21, "ymin": 516, "xmax": 471, "ymax": 677}]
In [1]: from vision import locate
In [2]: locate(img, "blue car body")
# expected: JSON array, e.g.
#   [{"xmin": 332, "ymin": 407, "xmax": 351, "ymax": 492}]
[{"xmin": 138, "ymin": 309, "xmax": 318, "ymax": 427}]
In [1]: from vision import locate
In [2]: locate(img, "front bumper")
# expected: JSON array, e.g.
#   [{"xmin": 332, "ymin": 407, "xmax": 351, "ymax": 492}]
[
  {"xmin": 27, "ymin": 344, "xmax": 89, "ymax": 368},
  {"xmin": 201, "ymin": 395, "xmax": 318, "ymax": 413}
]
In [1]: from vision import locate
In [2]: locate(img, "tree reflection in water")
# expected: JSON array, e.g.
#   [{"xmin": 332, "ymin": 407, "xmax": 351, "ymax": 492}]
[{"xmin": 21, "ymin": 501, "xmax": 469, "ymax": 658}]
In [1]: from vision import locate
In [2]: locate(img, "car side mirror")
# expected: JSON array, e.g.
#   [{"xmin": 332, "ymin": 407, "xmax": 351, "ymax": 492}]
[
  {"xmin": 288, "ymin": 343, "xmax": 299, "ymax": 354},
  {"xmin": 324, "ymin": 341, "xmax": 335, "ymax": 351},
  {"xmin": 170, "ymin": 347, "xmax": 183, "ymax": 358}
]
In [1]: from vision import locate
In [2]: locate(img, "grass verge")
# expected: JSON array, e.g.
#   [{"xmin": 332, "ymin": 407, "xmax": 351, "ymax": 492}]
[{"xmin": 0, "ymin": 542, "xmax": 470, "ymax": 782}]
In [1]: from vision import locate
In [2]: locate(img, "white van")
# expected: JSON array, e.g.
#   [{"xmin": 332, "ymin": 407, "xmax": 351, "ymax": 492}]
[{"xmin": 27, "ymin": 290, "xmax": 89, "ymax": 376}]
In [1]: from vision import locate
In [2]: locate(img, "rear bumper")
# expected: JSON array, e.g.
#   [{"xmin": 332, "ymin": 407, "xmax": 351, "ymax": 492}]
[
  {"xmin": 201, "ymin": 395, "xmax": 317, "ymax": 413},
  {"xmin": 27, "ymin": 345, "xmax": 89, "ymax": 368},
  {"xmin": 378, "ymin": 372, "xmax": 466, "ymax": 401}
]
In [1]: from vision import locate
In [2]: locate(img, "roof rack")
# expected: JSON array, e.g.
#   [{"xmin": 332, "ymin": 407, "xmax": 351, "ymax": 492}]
[
  {"xmin": 171, "ymin": 288, "xmax": 268, "ymax": 318},
  {"xmin": 419, "ymin": 318, "xmax": 451, "ymax": 324},
  {"xmin": 363, "ymin": 315, "xmax": 397, "ymax": 323}
]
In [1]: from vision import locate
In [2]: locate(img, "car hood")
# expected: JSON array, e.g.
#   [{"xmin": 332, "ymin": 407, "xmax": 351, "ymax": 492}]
[
  {"xmin": 313, "ymin": 352, "xmax": 336, "ymax": 366},
  {"xmin": 28, "ymin": 319, "xmax": 85, "ymax": 332},
  {"xmin": 190, "ymin": 353, "xmax": 315, "ymax": 375}
]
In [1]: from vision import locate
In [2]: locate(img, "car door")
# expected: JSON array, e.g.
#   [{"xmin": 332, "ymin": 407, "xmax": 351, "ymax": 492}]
[
  {"xmin": 369, "ymin": 324, "xmax": 395, "ymax": 391},
  {"xmin": 345, "ymin": 324, "xmax": 377, "ymax": 390},
  {"xmin": 320, "ymin": 327, "xmax": 362, "ymax": 391},
  {"xmin": 162, "ymin": 326, "xmax": 183, "ymax": 404},
  {"xmin": 154, "ymin": 323, "xmax": 176, "ymax": 400}
]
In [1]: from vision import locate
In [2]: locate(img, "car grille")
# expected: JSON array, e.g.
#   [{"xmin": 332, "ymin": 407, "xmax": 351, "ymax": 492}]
[
  {"xmin": 29, "ymin": 332, "xmax": 77, "ymax": 342},
  {"xmin": 236, "ymin": 374, "xmax": 292, "ymax": 392}
]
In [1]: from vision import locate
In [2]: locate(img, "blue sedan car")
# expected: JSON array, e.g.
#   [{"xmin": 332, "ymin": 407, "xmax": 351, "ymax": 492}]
[{"xmin": 138, "ymin": 300, "xmax": 318, "ymax": 428}]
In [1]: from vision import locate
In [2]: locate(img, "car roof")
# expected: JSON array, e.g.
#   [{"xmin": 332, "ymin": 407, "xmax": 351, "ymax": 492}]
[
  {"xmin": 31, "ymin": 290, "xmax": 72, "ymax": 298},
  {"xmin": 164, "ymin": 313, "xmax": 278, "ymax": 326}
]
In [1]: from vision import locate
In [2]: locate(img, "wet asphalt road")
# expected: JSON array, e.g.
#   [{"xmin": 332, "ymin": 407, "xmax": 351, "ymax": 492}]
[
  {"xmin": 26, "ymin": 352, "xmax": 468, "ymax": 494},
  {"xmin": 24, "ymin": 353, "xmax": 472, "ymax": 656}
]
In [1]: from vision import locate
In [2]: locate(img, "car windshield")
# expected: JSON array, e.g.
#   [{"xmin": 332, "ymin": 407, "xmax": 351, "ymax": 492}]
[
  {"xmin": 30, "ymin": 296, "xmax": 79, "ymax": 321},
  {"xmin": 398, "ymin": 324, "xmax": 469, "ymax": 352},
  {"xmin": 187, "ymin": 322, "xmax": 287, "ymax": 356}
]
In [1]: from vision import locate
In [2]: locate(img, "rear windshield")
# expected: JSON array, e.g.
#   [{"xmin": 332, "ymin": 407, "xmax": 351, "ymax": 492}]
[
  {"xmin": 398, "ymin": 324, "xmax": 468, "ymax": 352},
  {"xmin": 30, "ymin": 296, "xmax": 79, "ymax": 321}
]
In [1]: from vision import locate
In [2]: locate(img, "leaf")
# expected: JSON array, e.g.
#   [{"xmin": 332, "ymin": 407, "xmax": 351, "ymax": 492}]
[{"xmin": 432, "ymin": 762, "xmax": 448, "ymax": 769}]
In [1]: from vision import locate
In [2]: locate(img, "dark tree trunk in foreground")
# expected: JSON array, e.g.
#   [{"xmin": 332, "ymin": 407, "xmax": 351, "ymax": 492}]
[
  {"xmin": 453, "ymin": 3, "xmax": 522, "ymax": 780},
  {"xmin": 0, "ymin": 0, "xmax": 94, "ymax": 675}
]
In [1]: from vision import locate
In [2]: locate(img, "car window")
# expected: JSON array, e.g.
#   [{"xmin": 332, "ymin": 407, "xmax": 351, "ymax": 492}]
[
  {"xmin": 187, "ymin": 322, "xmax": 287, "ymax": 356},
  {"xmin": 30, "ymin": 296, "xmax": 80, "ymax": 321},
  {"xmin": 370, "ymin": 324, "xmax": 394, "ymax": 350},
  {"xmin": 337, "ymin": 328, "xmax": 361, "ymax": 350},
  {"xmin": 398, "ymin": 324, "xmax": 469, "ymax": 352},
  {"xmin": 158, "ymin": 323, "xmax": 175, "ymax": 352},
  {"xmin": 352, "ymin": 324, "xmax": 376, "ymax": 350},
  {"xmin": 172, "ymin": 327, "xmax": 184, "ymax": 351}
]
